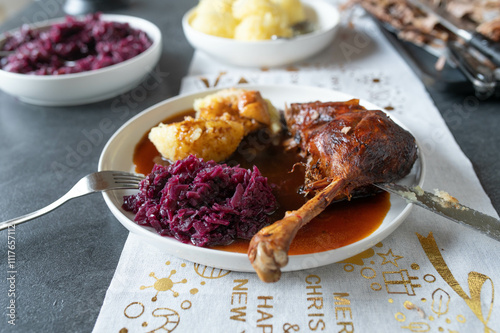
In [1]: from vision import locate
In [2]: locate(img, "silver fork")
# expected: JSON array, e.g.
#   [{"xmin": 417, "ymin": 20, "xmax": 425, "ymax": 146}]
[{"xmin": 0, "ymin": 170, "xmax": 143, "ymax": 231}]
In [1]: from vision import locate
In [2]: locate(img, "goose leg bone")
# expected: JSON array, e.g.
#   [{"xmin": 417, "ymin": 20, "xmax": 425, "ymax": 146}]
[{"xmin": 247, "ymin": 178, "xmax": 346, "ymax": 282}]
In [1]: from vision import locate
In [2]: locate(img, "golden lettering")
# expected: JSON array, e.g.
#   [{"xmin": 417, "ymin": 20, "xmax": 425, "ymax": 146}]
[
  {"xmin": 417, "ymin": 232, "xmax": 495, "ymax": 333},
  {"xmin": 306, "ymin": 274, "xmax": 321, "ymax": 284},
  {"xmin": 333, "ymin": 293, "xmax": 354, "ymax": 332},
  {"xmin": 232, "ymin": 292, "xmax": 247, "ymax": 305},
  {"xmin": 333, "ymin": 293, "xmax": 350, "ymax": 305},
  {"xmin": 257, "ymin": 296, "xmax": 274, "ymax": 323},
  {"xmin": 337, "ymin": 322, "xmax": 354, "ymax": 333},
  {"xmin": 230, "ymin": 279, "xmax": 249, "ymax": 322},
  {"xmin": 257, "ymin": 296, "xmax": 273, "ymax": 308},
  {"xmin": 231, "ymin": 279, "xmax": 248, "ymax": 305},
  {"xmin": 307, "ymin": 285, "xmax": 323, "ymax": 295},
  {"xmin": 257, "ymin": 310, "xmax": 273, "ymax": 322},
  {"xmin": 308, "ymin": 297, "xmax": 324, "ymax": 310},
  {"xmin": 306, "ymin": 275, "xmax": 324, "ymax": 330},
  {"xmin": 283, "ymin": 323, "xmax": 300, "ymax": 332},
  {"xmin": 233, "ymin": 279, "xmax": 249, "ymax": 291},
  {"xmin": 335, "ymin": 307, "xmax": 352, "ymax": 320},
  {"xmin": 257, "ymin": 296, "xmax": 273, "ymax": 331},
  {"xmin": 257, "ymin": 324, "xmax": 273, "ymax": 333},
  {"xmin": 308, "ymin": 318, "xmax": 326, "ymax": 331},
  {"xmin": 230, "ymin": 307, "xmax": 247, "ymax": 322}
]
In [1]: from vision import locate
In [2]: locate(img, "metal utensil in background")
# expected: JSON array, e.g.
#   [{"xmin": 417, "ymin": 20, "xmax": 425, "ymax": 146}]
[
  {"xmin": 271, "ymin": 20, "xmax": 316, "ymax": 40},
  {"xmin": 407, "ymin": 0, "xmax": 500, "ymax": 66},
  {"xmin": 446, "ymin": 40, "xmax": 497, "ymax": 98},
  {"xmin": 365, "ymin": 7, "xmax": 499, "ymax": 97},
  {"xmin": 375, "ymin": 182, "xmax": 500, "ymax": 242}
]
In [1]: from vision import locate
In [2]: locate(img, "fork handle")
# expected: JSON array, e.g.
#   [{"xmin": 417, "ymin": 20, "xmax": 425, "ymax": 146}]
[{"xmin": 0, "ymin": 195, "xmax": 73, "ymax": 231}]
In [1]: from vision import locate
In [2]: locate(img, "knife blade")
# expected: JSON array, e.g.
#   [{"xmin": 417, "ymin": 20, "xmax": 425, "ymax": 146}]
[
  {"xmin": 407, "ymin": 0, "xmax": 500, "ymax": 66},
  {"xmin": 374, "ymin": 182, "xmax": 500, "ymax": 242}
]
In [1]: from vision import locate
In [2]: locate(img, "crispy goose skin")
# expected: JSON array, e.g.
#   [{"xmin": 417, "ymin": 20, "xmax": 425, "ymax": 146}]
[{"xmin": 248, "ymin": 99, "xmax": 418, "ymax": 282}]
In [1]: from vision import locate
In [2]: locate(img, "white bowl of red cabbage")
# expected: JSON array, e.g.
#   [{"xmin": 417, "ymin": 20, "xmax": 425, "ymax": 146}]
[{"xmin": 0, "ymin": 13, "xmax": 161, "ymax": 106}]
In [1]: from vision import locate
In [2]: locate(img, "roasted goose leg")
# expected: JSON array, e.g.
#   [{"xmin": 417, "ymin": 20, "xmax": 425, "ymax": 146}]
[{"xmin": 248, "ymin": 100, "xmax": 418, "ymax": 282}]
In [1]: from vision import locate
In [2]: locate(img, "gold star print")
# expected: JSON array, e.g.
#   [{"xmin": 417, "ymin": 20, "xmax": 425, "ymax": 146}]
[
  {"xmin": 377, "ymin": 249, "xmax": 403, "ymax": 267},
  {"xmin": 140, "ymin": 270, "xmax": 187, "ymax": 302}
]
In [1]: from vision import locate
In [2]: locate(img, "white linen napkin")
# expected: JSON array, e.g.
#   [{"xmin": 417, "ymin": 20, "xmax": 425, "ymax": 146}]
[{"xmin": 93, "ymin": 6, "xmax": 500, "ymax": 333}]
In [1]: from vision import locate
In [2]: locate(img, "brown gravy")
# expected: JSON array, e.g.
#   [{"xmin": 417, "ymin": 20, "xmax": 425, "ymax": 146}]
[{"xmin": 132, "ymin": 110, "xmax": 390, "ymax": 255}]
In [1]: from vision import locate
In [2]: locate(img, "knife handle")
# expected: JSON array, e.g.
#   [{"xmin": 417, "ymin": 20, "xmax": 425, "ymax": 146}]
[{"xmin": 469, "ymin": 32, "xmax": 500, "ymax": 66}]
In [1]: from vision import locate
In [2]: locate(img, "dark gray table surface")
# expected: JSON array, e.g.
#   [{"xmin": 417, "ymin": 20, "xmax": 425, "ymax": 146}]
[{"xmin": 0, "ymin": 1, "xmax": 498, "ymax": 332}]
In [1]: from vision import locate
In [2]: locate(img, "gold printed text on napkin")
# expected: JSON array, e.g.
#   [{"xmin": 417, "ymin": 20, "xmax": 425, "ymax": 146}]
[{"xmin": 417, "ymin": 232, "xmax": 495, "ymax": 333}]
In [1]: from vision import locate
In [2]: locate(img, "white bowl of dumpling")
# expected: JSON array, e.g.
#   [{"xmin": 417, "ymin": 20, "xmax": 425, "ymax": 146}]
[{"xmin": 182, "ymin": 0, "xmax": 340, "ymax": 67}]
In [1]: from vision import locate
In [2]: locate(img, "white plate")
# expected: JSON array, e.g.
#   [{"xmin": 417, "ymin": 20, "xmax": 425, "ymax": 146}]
[{"xmin": 98, "ymin": 84, "xmax": 425, "ymax": 272}]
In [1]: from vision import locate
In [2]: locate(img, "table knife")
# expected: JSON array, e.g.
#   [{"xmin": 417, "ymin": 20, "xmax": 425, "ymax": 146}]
[
  {"xmin": 407, "ymin": 0, "xmax": 500, "ymax": 66},
  {"xmin": 374, "ymin": 182, "xmax": 500, "ymax": 242}
]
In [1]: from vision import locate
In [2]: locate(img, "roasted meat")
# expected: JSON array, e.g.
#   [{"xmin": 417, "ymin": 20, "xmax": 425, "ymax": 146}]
[
  {"xmin": 248, "ymin": 99, "xmax": 418, "ymax": 282},
  {"xmin": 345, "ymin": 0, "xmax": 500, "ymax": 44}
]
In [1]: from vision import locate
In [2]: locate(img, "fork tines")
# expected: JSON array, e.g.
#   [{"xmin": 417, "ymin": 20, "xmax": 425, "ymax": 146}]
[{"xmin": 111, "ymin": 171, "xmax": 144, "ymax": 187}]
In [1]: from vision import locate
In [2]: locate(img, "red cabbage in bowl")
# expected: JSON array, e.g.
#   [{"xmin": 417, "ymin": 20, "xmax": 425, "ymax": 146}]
[
  {"xmin": 122, "ymin": 155, "xmax": 278, "ymax": 247},
  {"xmin": 0, "ymin": 12, "xmax": 152, "ymax": 75}
]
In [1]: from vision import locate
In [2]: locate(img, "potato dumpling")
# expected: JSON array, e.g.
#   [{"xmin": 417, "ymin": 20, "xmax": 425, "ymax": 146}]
[
  {"xmin": 149, "ymin": 117, "xmax": 245, "ymax": 163},
  {"xmin": 235, "ymin": 13, "xmax": 292, "ymax": 40},
  {"xmin": 190, "ymin": 12, "xmax": 238, "ymax": 38},
  {"xmin": 194, "ymin": 88, "xmax": 281, "ymax": 135},
  {"xmin": 190, "ymin": 0, "xmax": 238, "ymax": 38},
  {"xmin": 196, "ymin": 0, "xmax": 234, "ymax": 13},
  {"xmin": 232, "ymin": 0, "xmax": 292, "ymax": 40},
  {"xmin": 232, "ymin": 0, "xmax": 281, "ymax": 20},
  {"xmin": 270, "ymin": 0, "xmax": 305, "ymax": 25},
  {"xmin": 189, "ymin": 0, "xmax": 306, "ymax": 40},
  {"xmin": 149, "ymin": 88, "xmax": 281, "ymax": 163}
]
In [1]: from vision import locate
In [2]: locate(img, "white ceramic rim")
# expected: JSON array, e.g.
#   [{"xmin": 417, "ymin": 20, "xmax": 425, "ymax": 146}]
[{"xmin": 98, "ymin": 84, "xmax": 426, "ymax": 273}]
